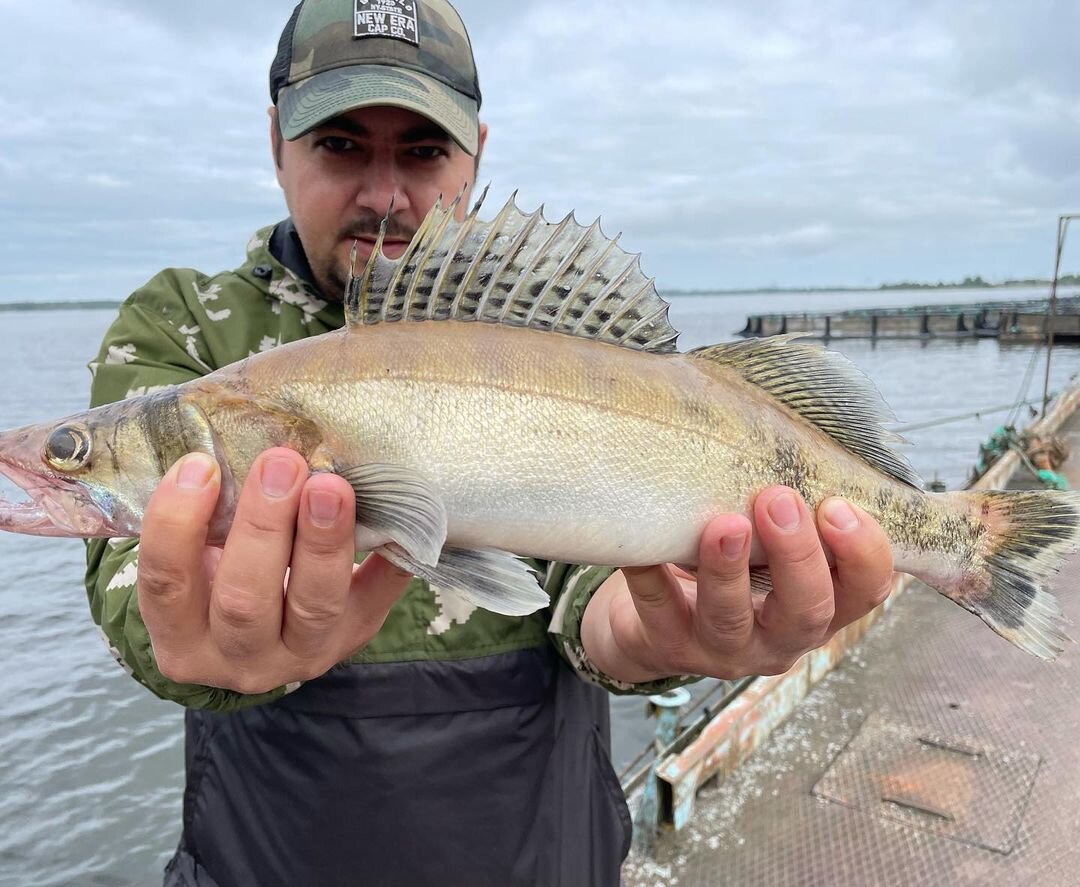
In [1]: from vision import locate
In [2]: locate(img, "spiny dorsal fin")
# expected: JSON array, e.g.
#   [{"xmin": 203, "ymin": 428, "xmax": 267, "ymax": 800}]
[
  {"xmin": 690, "ymin": 335, "xmax": 922, "ymax": 489},
  {"xmin": 344, "ymin": 191, "xmax": 679, "ymax": 353}
]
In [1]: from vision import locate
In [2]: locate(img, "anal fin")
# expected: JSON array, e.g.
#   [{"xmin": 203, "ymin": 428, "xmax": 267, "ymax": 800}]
[{"xmin": 379, "ymin": 544, "xmax": 549, "ymax": 617}]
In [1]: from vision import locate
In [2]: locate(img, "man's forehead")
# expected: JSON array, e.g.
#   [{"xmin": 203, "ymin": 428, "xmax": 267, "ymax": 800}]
[{"xmin": 314, "ymin": 106, "xmax": 452, "ymax": 142}]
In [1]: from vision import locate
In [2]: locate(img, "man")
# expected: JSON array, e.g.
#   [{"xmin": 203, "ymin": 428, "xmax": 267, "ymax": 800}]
[{"xmin": 85, "ymin": 2, "xmax": 895, "ymax": 884}]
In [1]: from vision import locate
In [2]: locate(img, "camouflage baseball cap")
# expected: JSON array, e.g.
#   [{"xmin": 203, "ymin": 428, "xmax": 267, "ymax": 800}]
[{"xmin": 270, "ymin": 0, "xmax": 481, "ymax": 154}]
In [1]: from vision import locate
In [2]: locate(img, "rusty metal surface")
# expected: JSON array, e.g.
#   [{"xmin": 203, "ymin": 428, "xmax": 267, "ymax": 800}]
[
  {"xmin": 622, "ymin": 405, "xmax": 1080, "ymax": 887},
  {"xmin": 813, "ymin": 713, "xmax": 1041, "ymax": 854}
]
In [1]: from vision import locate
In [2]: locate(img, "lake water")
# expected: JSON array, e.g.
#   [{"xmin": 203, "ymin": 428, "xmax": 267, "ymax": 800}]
[{"xmin": 0, "ymin": 289, "xmax": 1077, "ymax": 886}]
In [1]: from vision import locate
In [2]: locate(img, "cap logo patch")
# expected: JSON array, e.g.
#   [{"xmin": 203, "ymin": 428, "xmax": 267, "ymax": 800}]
[{"xmin": 354, "ymin": 0, "xmax": 419, "ymax": 46}]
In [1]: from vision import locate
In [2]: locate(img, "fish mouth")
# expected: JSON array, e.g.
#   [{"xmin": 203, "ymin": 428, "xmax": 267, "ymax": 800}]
[{"xmin": 0, "ymin": 459, "xmax": 109, "ymax": 537}]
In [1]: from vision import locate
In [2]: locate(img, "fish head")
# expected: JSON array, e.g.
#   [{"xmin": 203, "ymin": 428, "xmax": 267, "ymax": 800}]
[{"xmin": 0, "ymin": 397, "xmax": 169, "ymax": 538}]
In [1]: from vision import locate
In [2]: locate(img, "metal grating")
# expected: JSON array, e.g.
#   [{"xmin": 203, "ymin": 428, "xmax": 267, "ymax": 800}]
[
  {"xmin": 622, "ymin": 570, "xmax": 1080, "ymax": 887},
  {"xmin": 813, "ymin": 712, "xmax": 1041, "ymax": 854}
]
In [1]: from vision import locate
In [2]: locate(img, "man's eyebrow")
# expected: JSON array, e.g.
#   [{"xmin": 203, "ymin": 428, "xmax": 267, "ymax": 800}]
[
  {"xmin": 315, "ymin": 116, "xmax": 451, "ymax": 144},
  {"xmin": 319, "ymin": 116, "xmax": 369, "ymax": 137},
  {"xmin": 398, "ymin": 123, "xmax": 452, "ymax": 143}
]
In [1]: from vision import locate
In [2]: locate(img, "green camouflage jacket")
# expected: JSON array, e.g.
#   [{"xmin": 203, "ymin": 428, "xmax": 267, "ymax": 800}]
[{"xmin": 84, "ymin": 223, "xmax": 671, "ymax": 712}]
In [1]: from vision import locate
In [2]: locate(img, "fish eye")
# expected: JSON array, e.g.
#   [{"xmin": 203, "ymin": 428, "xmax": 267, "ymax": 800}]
[{"xmin": 44, "ymin": 424, "xmax": 92, "ymax": 471}]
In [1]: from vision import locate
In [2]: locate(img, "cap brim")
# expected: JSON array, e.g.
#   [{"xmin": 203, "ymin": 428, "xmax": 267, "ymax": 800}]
[{"xmin": 277, "ymin": 65, "xmax": 479, "ymax": 155}]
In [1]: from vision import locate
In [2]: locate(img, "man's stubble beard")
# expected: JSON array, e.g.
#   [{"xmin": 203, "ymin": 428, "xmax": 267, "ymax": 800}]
[
  {"xmin": 314, "ymin": 263, "xmax": 350, "ymax": 304},
  {"xmin": 310, "ymin": 210, "xmax": 418, "ymax": 303}
]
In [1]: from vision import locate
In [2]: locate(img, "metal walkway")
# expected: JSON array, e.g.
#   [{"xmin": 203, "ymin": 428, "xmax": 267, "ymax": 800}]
[{"xmin": 624, "ymin": 411, "xmax": 1080, "ymax": 886}]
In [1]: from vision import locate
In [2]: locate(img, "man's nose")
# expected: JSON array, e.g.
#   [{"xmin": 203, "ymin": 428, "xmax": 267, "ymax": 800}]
[{"xmin": 353, "ymin": 159, "xmax": 410, "ymax": 219}]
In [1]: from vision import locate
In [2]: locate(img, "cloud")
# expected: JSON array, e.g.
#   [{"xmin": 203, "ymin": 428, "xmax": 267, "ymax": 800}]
[
  {"xmin": 720, "ymin": 223, "xmax": 839, "ymax": 253},
  {"xmin": 1, "ymin": 0, "xmax": 1078, "ymax": 300},
  {"xmin": 84, "ymin": 174, "xmax": 129, "ymax": 189}
]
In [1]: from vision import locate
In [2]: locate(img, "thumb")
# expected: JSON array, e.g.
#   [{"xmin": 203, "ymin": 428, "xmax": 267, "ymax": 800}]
[
  {"xmin": 138, "ymin": 451, "xmax": 221, "ymax": 656},
  {"xmin": 151, "ymin": 451, "xmax": 222, "ymax": 524}
]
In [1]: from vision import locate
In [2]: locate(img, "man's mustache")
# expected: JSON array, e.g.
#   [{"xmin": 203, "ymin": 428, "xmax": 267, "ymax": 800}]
[{"xmin": 340, "ymin": 211, "xmax": 417, "ymax": 243}]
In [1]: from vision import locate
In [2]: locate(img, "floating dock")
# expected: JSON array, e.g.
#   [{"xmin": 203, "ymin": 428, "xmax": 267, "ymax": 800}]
[
  {"xmin": 739, "ymin": 295, "xmax": 1080, "ymax": 342},
  {"xmin": 623, "ymin": 381, "xmax": 1080, "ymax": 886}
]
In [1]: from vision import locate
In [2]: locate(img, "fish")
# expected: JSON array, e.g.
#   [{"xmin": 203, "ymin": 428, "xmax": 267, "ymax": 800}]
[{"xmin": 0, "ymin": 191, "xmax": 1078, "ymax": 658}]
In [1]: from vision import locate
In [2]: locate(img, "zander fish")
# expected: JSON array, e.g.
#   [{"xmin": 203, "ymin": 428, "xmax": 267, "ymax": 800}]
[{"xmin": 0, "ymin": 192, "xmax": 1078, "ymax": 657}]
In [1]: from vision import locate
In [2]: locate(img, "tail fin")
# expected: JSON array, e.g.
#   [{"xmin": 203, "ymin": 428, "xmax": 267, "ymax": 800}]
[{"xmin": 944, "ymin": 490, "xmax": 1080, "ymax": 659}]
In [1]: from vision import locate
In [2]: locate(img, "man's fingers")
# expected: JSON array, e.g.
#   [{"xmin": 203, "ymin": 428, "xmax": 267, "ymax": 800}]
[
  {"xmin": 621, "ymin": 564, "xmax": 693, "ymax": 665},
  {"xmin": 817, "ymin": 497, "xmax": 895, "ymax": 633},
  {"xmin": 209, "ymin": 448, "xmax": 307, "ymax": 658},
  {"xmin": 753, "ymin": 487, "xmax": 835, "ymax": 650},
  {"xmin": 281, "ymin": 473, "xmax": 358, "ymax": 661},
  {"xmin": 693, "ymin": 514, "xmax": 756, "ymax": 651},
  {"xmin": 340, "ymin": 551, "xmax": 415, "ymax": 650},
  {"xmin": 137, "ymin": 452, "xmax": 220, "ymax": 655}
]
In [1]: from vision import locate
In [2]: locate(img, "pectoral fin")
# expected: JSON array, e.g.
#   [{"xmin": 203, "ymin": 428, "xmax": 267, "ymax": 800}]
[
  {"xmin": 339, "ymin": 464, "xmax": 447, "ymax": 568},
  {"xmin": 379, "ymin": 544, "xmax": 550, "ymax": 617}
]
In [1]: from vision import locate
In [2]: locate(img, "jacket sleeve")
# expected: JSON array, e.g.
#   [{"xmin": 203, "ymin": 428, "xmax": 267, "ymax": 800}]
[
  {"xmin": 85, "ymin": 273, "xmax": 288, "ymax": 711},
  {"xmin": 545, "ymin": 562, "xmax": 700, "ymax": 696}
]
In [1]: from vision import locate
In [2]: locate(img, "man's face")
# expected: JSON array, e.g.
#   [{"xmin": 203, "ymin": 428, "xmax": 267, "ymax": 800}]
[{"xmin": 271, "ymin": 105, "xmax": 487, "ymax": 301}]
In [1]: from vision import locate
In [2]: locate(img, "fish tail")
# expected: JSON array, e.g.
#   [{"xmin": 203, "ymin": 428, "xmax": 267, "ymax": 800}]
[{"xmin": 930, "ymin": 489, "xmax": 1080, "ymax": 659}]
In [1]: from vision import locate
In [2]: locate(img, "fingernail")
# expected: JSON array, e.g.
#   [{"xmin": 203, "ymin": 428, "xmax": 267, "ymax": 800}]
[
  {"xmin": 261, "ymin": 456, "xmax": 298, "ymax": 498},
  {"xmin": 767, "ymin": 492, "xmax": 800, "ymax": 531},
  {"xmin": 308, "ymin": 489, "xmax": 342, "ymax": 528},
  {"xmin": 823, "ymin": 498, "xmax": 859, "ymax": 531},
  {"xmin": 720, "ymin": 531, "xmax": 747, "ymax": 559},
  {"xmin": 177, "ymin": 453, "xmax": 215, "ymax": 489}
]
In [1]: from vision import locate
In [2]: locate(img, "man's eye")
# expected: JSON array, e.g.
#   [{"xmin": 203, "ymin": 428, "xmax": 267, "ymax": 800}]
[
  {"xmin": 407, "ymin": 145, "xmax": 448, "ymax": 160},
  {"xmin": 316, "ymin": 136, "xmax": 357, "ymax": 153}
]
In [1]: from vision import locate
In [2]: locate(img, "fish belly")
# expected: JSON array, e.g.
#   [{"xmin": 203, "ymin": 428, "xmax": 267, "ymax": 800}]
[{"xmin": 307, "ymin": 374, "xmax": 756, "ymax": 567}]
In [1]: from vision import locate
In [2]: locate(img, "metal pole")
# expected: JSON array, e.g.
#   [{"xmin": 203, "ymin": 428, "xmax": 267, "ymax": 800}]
[{"xmin": 1043, "ymin": 214, "xmax": 1080, "ymax": 417}]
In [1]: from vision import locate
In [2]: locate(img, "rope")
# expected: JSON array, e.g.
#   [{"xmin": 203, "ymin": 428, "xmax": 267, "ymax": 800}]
[
  {"xmin": 893, "ymin": 394, "xmax": 1053, "ymax": 434},
  {"xmin": 1008, "ymin": 341, "xmax": 1044, "ymax": 427}
]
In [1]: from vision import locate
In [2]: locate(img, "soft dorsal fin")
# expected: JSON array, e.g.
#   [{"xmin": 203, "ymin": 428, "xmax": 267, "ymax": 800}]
[
  {"xmin": 690, "ymin": 335, "xmax": 923, "ymax": 489},
  {"xmin": 344, "ymin": 191, "xmax": 680, "ymax": 353}
]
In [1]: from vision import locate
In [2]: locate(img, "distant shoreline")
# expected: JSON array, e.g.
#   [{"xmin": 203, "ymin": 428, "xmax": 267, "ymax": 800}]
[{"xmin": 663, "ymin": 277, "xmax": 1079, "ymax": 297}]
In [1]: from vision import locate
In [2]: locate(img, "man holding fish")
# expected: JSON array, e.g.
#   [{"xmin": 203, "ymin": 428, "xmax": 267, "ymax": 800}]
[{"xmin": 78, "ymin": 1, "xmax": 896, "ymax": 884}]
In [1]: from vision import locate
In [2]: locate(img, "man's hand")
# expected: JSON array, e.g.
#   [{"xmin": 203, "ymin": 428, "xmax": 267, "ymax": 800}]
[
  {"xmin": 136, "ymin": 448, "xmax": 412, "ymax": 694},
  {"xmin": 580, "ymin": 485, "xmax": 894, "ymax": 683}
]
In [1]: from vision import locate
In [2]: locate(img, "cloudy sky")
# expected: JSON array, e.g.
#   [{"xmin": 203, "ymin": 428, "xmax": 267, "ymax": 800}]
[{"xmin": 2, "ymin": 0, "xmax": 1078, "ymax": 301}]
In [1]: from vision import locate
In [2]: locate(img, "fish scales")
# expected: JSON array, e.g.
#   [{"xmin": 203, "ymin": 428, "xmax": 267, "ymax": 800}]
[{"xmin": 206, "ymin": 321, "xmax": 949, "ymax": 572}]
